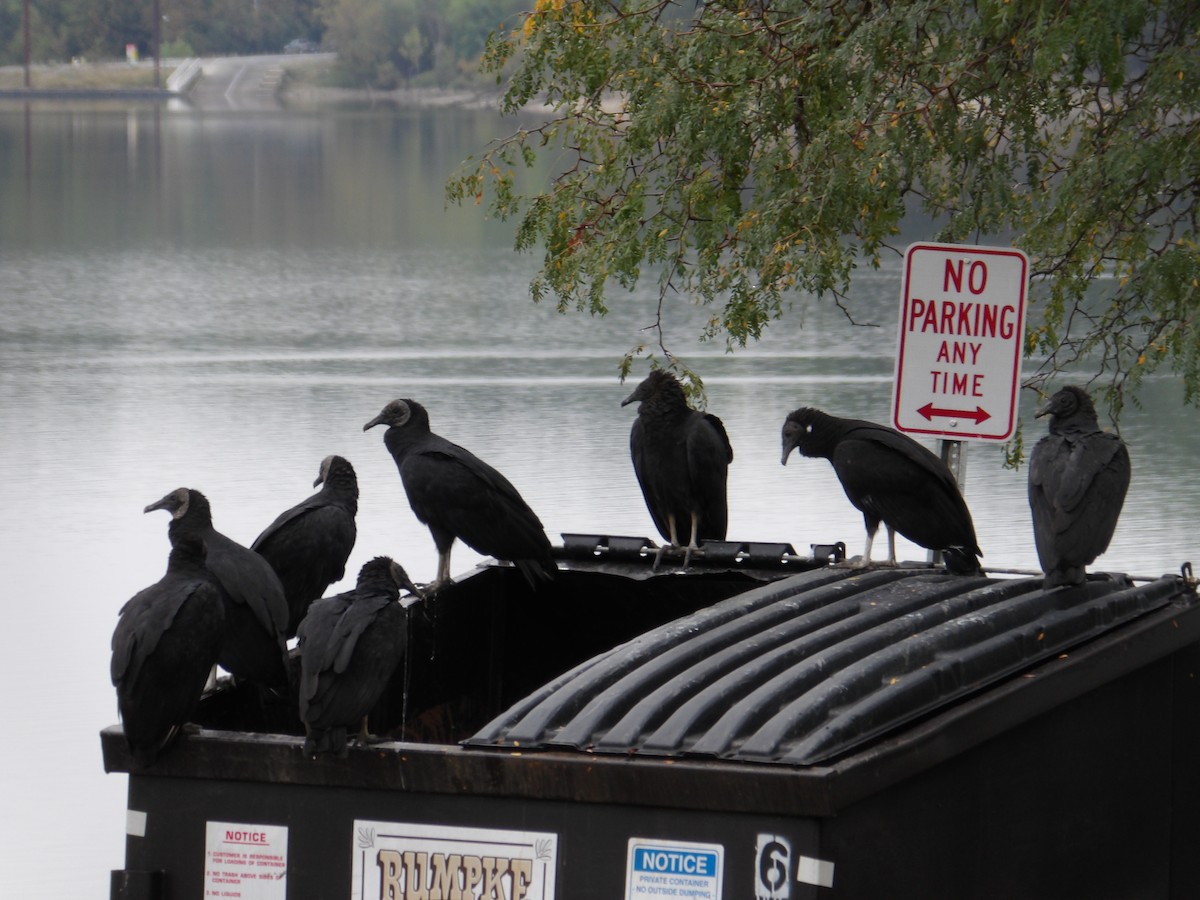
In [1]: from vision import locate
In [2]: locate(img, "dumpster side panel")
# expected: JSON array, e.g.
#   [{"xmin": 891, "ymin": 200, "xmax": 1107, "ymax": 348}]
[
  {"xmin": 121, "ymin": 774, "xmax": 826, "ymax": 899},
  {"xmin": 1169, "ymin": 642, "xmax": 1200, "ymax": 898},
  {"xmin": 824, "ymin": 653, "xmax": 1178, "ymax": 898}
]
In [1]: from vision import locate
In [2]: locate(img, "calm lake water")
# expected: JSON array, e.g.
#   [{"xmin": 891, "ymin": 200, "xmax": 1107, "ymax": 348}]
[{"xmin": 1, "ymin": 95, "xmax": 1197, "ymax": 897}]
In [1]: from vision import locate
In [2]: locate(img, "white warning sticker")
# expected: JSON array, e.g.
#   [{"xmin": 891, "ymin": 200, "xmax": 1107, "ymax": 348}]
[{"xmin": 203, "ymin": 820, "xmax": 288, "ymax": 899}]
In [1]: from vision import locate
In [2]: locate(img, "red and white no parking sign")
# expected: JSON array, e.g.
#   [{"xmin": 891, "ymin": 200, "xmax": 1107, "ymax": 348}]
[{"xmin": 892, "ymin": 242, "xmax": 1029, "ymax": 441}]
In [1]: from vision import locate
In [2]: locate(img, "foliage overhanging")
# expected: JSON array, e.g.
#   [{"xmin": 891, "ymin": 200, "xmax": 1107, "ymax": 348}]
[{"xmin": 447, "ymin": 0, "xmax": 1200, "ymax": 418}]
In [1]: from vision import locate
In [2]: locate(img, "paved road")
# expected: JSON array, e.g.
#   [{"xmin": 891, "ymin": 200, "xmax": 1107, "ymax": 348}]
[{"xmin": 186, "ymin": 53, "xmax": 333, "ymax": 110}]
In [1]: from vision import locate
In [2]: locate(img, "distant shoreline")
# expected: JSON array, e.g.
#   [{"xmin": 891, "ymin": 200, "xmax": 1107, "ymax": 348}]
[
  {"xmin": 0, "ymin": 82, "xmax": 534, "ymax": 115},
  {"xmin": 0, "ymin": 87, "xmax": 174, "ymax": 100},
  {"xmin": 280, "ymin": 83, "xmax": 509, "ymax": 112},
  {"xmin": 0, "ymin": 58, "xmax": 530, "ymax": 112}
]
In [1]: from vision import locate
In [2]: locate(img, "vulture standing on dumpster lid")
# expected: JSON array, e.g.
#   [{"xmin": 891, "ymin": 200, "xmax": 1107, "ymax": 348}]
[
  {"xmin": 364, "ymin": 398, "xmax": 558, "ymax": 590},
  {"xmin": 145, "ymin": 487, "xmax": 290, "ymax": 688},
  {"xmin": 111, "ymin": 534, "xmax": 225, "ymax": 767},
  {"xmin": 297, "ymin": 556, "xmax": 421, "ymax": 756},
  {"xmin": 621, "ymin": 369, "xmax": 733, "ymax": 564},
  {"xmin": 1028, "ymin": 385, "xmax": 1131, "ymax": 589},
  {"xmin": 782, "ymin": 407, "xmax": 983, "ymax": 574},
  {"xmin": 252, "ymin": 455, "xmax": 358, "ymax": 637}
]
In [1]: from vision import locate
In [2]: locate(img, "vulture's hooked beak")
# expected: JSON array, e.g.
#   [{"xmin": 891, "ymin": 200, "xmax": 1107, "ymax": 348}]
[
  {"xmin": 781, "ymin": 432, "xmax": 800, "ymax": 466},
  {"xmin": 392, "ymin": 562, "xmax": 423, "ymax": 600},
  {"xmin": 144, "ymin": 493, "xmax": 178, "ymax": 515}
]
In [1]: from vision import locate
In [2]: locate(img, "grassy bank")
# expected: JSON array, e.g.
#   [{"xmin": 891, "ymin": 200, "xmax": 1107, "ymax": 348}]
[{"xmin": 0, "ymin": 60, "xmax": 173, "ymax": 91}]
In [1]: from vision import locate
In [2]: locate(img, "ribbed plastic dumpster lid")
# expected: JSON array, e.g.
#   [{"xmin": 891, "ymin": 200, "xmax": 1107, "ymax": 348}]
[{"xmin": 465, "ymin": 566, "xmax": 1196, "ymax": 765}]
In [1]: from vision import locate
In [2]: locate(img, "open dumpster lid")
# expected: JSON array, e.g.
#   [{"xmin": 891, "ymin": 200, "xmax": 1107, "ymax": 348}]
[{"xmin": 466, "ymin": 565, "xmax": 1198, "ymax": 766}]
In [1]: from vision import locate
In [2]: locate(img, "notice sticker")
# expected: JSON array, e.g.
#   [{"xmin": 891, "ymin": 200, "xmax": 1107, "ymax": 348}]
[
  {"xmin": 204, "ymin": 820, "xmax": 288, "ymax": 899},
  {"xmin": 625, "ymin": 837, "xmax": 723, "ymax": 900},
  {"xmin": 351, "ymin": 820, "xmax": 557, "ymax": 899}
]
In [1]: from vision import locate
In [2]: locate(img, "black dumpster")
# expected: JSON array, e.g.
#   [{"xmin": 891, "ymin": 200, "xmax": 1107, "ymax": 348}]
[{"xmin": 102, "ymin": 537, "xmax": 1200, "ymax": 899}]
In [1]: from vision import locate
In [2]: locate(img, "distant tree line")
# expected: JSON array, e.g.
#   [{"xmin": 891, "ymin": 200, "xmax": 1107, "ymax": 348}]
[
  {"xmin": 318, "ymin": 0, "xmax": 529, "ymax": 88},
  {"xmin": 0, "ymin": 0, "xmax": 314, "ymax": 62},
  {"xmin": 0, "ymin": 0, "xmax": 527, "ymax": 87}
]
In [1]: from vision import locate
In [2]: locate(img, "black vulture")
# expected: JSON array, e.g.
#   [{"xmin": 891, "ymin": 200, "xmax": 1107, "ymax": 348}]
[
  {"xmin": 145, "ymin": 488, "xmax": 290, "ymax": 688},
  {"xmin": 1028, "ymin": 385, "xmax": 1131, "ymax": 588},
  {"xmin": 621, "ymin": 369, "xmax": 733, "ymax": 562},
  {"xmin": 781, "ymin": 407, "xmax": 983, "ymax": 574},
  {"xmin": 251, "ymin": 455, "xmax": 358, "ymax": 637},
  {"xmin": 363, "ymin": 398, "xmax": 557, "ymax": 589},
  {"xmin": 297, "ymin": 556, "xmax": 421, "ymax": 756},
  {"xmin": 110, "ymin": 534, "xmax": 225, "ymax": 767}
]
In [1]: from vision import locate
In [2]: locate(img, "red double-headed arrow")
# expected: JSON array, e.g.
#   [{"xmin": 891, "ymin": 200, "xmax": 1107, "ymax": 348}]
[{"xmin": 917, "ymin": 403, "xmax": 991, "ymax": 424}]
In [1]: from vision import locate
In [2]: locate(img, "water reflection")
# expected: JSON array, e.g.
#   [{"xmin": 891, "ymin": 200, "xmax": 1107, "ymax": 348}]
[
  {"xmin": 0, "ymin": 100, "xmax": 1197, "ymax": 897},
  {"xmin": 2, "ymin": 102, "xmax": 530, "ymax": 250}
]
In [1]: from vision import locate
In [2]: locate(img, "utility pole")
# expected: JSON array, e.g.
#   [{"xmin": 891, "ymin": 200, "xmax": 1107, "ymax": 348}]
[
  {"xmin": 154, "ymin": 0, "xmax": 162, "ymax": 89},
  {"xmin": 23, "ymin": 0, "xmax": 31, "ymax": 87}
]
